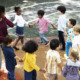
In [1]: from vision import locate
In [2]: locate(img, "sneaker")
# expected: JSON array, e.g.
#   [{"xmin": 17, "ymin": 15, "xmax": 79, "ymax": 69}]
[
  {"xmin": 64, "ymin": 54, "xmax": 69, "ymax": 59},
  {"xmin": 45, "ymin": 41, "xmax": 50, "ymax": 46},
  {"xmin": 13, "ymin": 46, "xmax": 19, "ymax": 50}
]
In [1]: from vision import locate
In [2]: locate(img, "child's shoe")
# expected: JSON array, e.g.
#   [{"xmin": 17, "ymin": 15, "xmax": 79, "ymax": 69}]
[
  {"xmin": 45, "ymin": 41, "xmax": 50, "ymax": 47},
  {"xmin": 13, "ymin": 46, "xmax": 19, "ymax": 50},
  {"xmin": 64, "ymin": 54, "xmax": 69, "ymax": 59}
]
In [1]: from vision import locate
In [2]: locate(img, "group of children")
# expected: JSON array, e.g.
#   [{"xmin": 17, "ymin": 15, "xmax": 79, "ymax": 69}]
[{"xmin": 0, "ymin": 4, "xmax": 80, "ymax": 80}]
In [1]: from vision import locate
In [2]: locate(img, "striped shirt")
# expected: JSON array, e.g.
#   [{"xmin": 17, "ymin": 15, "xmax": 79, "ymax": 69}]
[
  {"xmin": 35, "ymin": 17, "xmax": 52, "ymax": 34},
  {"xmin": 46, "ymin": 49, "xmax": 61, "ymax": 74}
]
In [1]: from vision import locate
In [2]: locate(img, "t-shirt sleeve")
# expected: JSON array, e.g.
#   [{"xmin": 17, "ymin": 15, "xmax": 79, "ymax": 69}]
[
  {"xmin": 56, "ymin": 52, "xmax": 61, "ymax": 63},
  {"xmin": 13, "ymin": 15, "xmax": 18, "ymax": 24},
  {"xmin": 35, "ymin": 19, "xmax": 39, "ymax": 24},
  {"xmin": 22, "ymin": 55, "xmax": 26, "ymax": 61}
]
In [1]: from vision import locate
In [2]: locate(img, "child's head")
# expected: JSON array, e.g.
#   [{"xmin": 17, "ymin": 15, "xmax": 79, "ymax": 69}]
[
  {"xmin": 4, "ymin": 35, "xmax": 14, "ymax": 46},
  {"xmin": 50, "ymin": 39, "xmax": 60, "ymax": 50},
  {"xmin": 57, "ymin": 6, "xmax": 66, "ymax": 14},
  {"xmin": 14, "ymin": 7, "xmax": 21, "ymax": 15},
  {"xmin": 68, "ymin": 19, "xmax": 76, "ymax": 27},
  {"xmin": 37, "ymin": 10, "xmax": 45, "ymax": 18},
  {"xmin": 69, "ymin": 48, "xmax": 79, "ymax": 62},
  {"xmin": 73, "ymin": 25, "xmax": 80, "ymax": 35},
  {"xmin": 22, "ymin": 40, "xmax": 38, "ymax": 54},
  {"xmin": 0, "ymin": 6, "xmax": 5, "ymax": 18}
]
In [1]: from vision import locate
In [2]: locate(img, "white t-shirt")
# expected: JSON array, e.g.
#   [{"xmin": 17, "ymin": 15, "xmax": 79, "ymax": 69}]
[
  {"xmin": 46, "ymin": 49, "xmax": 61, "ymax": 74},
  {"xmin": 13, "ymin": 14, "xmax": 28, "ymax": 27},
  {"xmin": 58, "ymin": 14, "xmax": 67, "ymax": 32}
]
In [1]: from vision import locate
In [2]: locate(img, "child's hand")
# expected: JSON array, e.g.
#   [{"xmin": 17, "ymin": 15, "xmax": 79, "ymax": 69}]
[
  {"xmin": 53, "ymin": 26, "xmax": 56, "ymax": 29},
  {"xmin": 29, "ymin": 24, "xmax": 33, "ymax": 28},
  {"xmin": 65, "ymin": 32, "xmax": 68, "ymax": 36},
  {"xmin": 40, "ymin": 69, "xmax": 46, "ymax": 73},
  {"xmin": 19, "ymin": 59, "xmax": 23, "ymax": 62}
]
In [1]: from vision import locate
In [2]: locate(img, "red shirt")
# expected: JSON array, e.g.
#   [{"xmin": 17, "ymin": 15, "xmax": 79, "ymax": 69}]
[{"xmin": 0, "ymin": 17, "xmax": 14, "ymax": 43}]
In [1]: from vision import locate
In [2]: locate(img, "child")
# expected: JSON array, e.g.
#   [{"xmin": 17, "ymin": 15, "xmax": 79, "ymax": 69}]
[
  {"xmin": 71, "ymin": 25, "xmax": 80, "ymax": 59},
  {"xmin": 0, "ymin": 5, "xmax": 14, "ymax": 75},
  {"xmin": 62, "ymin": 48, "xmax": 80, "ymax": 80},
  {"xmin": 3, "ymin": 35, "xmax": 20, "ymax": 80},
  {"xmin": 13, "ymin": 7, "xmax": 28, "ymax": 50},
  {"xmin": 29, "ymin": 10, "xmax": 55, "ymax": 46},
  {"xmin": 19, "ymin": 40, "xmax": 45, "ymax": 80},
  {"xmin": 44, "ymin": 39, "xmax": 62, "ymax": 80},
  {"xmin": 65, "ymin": 19, "xmax": 76, "ymax": 57},
  {"xmin": 56, "ymin": 6, "xmax": 67, "ymax": 50}
]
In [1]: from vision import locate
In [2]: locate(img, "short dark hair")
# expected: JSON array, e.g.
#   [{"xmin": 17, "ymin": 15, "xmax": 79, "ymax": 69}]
[
  {"xmin": 14, "ymin": 6, "xmax": 20, "ymax": 12},
  {"xmin": 22, "ymin": 40, "xmax": 38, "ymax": 53},
  {"xmin": 4, "ymin": 35, "xmax": 14, "ymax": 45},
  {"xmin": 0, "ymin": 6, "xmax": 5, "ymax": 17},
  {"xmin": 37, "ymin": 10, "xmax": 45, "ymax": 16},
  {"xmin": 57, "ymin": 6, "xmax": 66, "ymax": 14},
  {"xmin": 69, "ymin": 19, "xmax": 76, "ymax": 26},
  {"xmin": 50, "ymin": 39, "xmax": 60, "ymax": 50}
]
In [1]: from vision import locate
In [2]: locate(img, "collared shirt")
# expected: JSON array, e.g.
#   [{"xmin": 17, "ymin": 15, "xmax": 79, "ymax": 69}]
[
  {"xmin": 46, "ymin": 49, "xmax": 61, "ymax": 74},
  {"xmin": 3, "ymin": 46, "xmax": 17, "ymax": 71},
  {"xmin": 58, "ymin": 14, "xmax": 67, "ymax": 32},
  {"xmin": 13, "ymin": 14, "xmax": 28, "ymax": 27},
  {"xmin": 35, "ymin": 17, "xmax": 52, "ymax": 34},
  {"xmin": 23, "ymin": 53, "xmax": 40, "ymax": 72},
  {"xmin": 67, "ymin": 28, "xmax": 75, "ymax": 42}
]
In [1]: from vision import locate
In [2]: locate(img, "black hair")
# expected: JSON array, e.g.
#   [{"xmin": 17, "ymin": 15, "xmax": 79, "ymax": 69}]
[
  {"xmin": 37, "ymin": 10, "xmax": 45, "ymax": 16},
  {"xmin": 22, "ymin": 40, "xmax": 38, "ymax": 53},
  {"xmin": 0, "ymin": 6, "xmax": 5, "ymax": 17},
  {"xmin": 57, "ymin": 6, "xmax": 66, "ymax": 14},
  {"xmin": 14, "ymin": 6, "xmax": 20, "ymax": 12},
  {"xmin": 4, "ymin": 35, "xmax": 14, "ymax": 46},
  {"xmin": 69, "ymin": 19, "xmax": 76, "ymax": 26},
  {"xmin": 50, "ymin": 39, "xmax": 60, "ymax": 50}
]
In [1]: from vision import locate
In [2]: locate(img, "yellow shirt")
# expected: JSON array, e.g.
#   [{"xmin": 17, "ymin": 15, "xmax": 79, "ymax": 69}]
[{"xmin": 23, "ymin": 53, "xmax": 40, "ymax": 72}]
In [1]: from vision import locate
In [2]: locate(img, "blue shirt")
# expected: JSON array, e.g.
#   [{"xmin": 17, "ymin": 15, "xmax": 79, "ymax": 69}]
[
  {"xmin": 3, "ymin": 46, "xmax": 17, "ymax": 71},
  {"xmin": 67, "ymin": 28, "xmax": 75, "ymax": 42}
]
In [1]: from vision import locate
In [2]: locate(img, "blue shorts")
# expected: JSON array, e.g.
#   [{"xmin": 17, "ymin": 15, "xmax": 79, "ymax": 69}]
[
  {"xmin": 16, "ymin": 26, "xmax": 24, "ymax": 37},
  {"xmin": 24, "ymin": 70, "xmax": 37, "ymax": 80}
]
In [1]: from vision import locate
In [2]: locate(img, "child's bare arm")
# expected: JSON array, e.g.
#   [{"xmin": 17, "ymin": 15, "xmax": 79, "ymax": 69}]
[
  {"xmin": 19, "ymin": 59, "xmax": 23, "ymax": 62},
  {"xmin": 58, "ymin": 63, "xmax": 62, "ymax": 72},
  {"xmin": 14, "ymin": 56, "xmax": 20, "ymax": 61},
  {"xmin": 70, "ymin": 35, "xmax": 72, "ymax": 43},
  {"xmin": 51, "ymin": 24, "xmax": 56, "ymax": 29}
]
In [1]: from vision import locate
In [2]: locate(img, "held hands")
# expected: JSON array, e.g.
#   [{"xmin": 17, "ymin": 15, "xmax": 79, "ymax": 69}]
[
  {"xmin": 28, "ymin": 24, "xmax": 33, "ymax": 28},
  {"xmin": 19, "ymin": 59, "xmax": 23, "ymax": 62},
  {"xmin": 40, "ymin": 69, "xmax": 46, "ymax": 73}
]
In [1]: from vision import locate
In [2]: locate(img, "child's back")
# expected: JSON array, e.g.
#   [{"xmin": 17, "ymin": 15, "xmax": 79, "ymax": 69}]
[{"xmin": 62, "ymin": 59, "xmax": 80, "ymax": 80}]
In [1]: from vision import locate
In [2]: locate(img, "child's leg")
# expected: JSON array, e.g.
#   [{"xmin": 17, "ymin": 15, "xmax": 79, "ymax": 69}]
[
  {"xmin": 20, "ymin": 37, "xmax": 24, "ymax": 45},
  {"xmin": 39, "ymin": 33, "xmax": 44, "ymax": 43},
  {"xmin": 39, "ymin": 33, "xmax": 49, "ymax": 43},
  {"xmin": 32, "ymin": 70, "xmax": 37, "ymax": 80},
  {"xmin": 24, "ymin": 70, "xmax": 32, "ymax": 80},
  {"xmin": 8, "ymin": 70, "xmax": 16, "ymax": 80},
  {"xmin": 66, "ymin": 42, "xmax": 72, "ymax": 56},
  {"xmin": 49, "ymin": 74, "xmax": 57, "ymax": 80}
]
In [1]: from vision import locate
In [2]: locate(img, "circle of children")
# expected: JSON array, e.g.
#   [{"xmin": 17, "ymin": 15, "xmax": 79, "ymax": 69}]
[{"xmin": 0, "ymin": 4, "xmax": 80, "ymax": 80}]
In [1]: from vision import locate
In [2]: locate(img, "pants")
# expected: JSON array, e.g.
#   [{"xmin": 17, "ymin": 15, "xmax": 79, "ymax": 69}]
[
  {"xmin": 58, "ymin": 31, "xmax": 65, "ymax": 50},
  {"xmin": 66, "ymin": 42, "xmax": 72, "ymax": 56},
  {"xmin": 7, "ymin": 70, "xmax": 16, "ymax": 80},
  {"xmin": 39, "ymin": 33, "xmax": 49, "ymax": 43},
  {"xmin": 24, "ymin": 70, "xmax": 37, "ymax": 80},
  {"xmin": 0, "ymin": 44, "xmax": 2, "ymax": 69},
  {"xmin": 49, "ymin": 74, "xmax": 58, "ymax": 80}
]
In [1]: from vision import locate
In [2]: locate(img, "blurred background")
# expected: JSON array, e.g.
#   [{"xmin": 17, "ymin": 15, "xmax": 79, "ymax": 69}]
[{"xmin": 0, "ymin": 0, "xmax": 80, "ymax": 38}]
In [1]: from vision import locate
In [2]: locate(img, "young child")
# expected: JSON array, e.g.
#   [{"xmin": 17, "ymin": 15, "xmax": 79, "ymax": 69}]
[
  {"xmin": 29, "ymin": 10, "xmax": 55, "ymax": 46},
  {"xmin": 44, "ymin": 39, "xmax": 62, "ymax": 80},
  {"xmin": 62, "ymin": 48, "xmax": 80, "ymax": 80},
  {"xmin": 13, "ymin": 7, "xmax": 28, "ymax": 50},
  {"xmin": 3, "ymin": 35, "xmax": 20, "ymax": 80},
  {"xmin": 19, "ymin": 40, "xmax": 45, "ymax": 80},
  {"xmin": 0, "ymin": 5, "xmax": 14, "ymax": 75},
  {"xmin": 65, "ymin": 19, "xmax": 76, "ymax": 58},
  {"xmin": 56, "ymin": 6, "xmax": 67, "ymax": 50},
  {"xmin": 71, "ymin": 25, "xmax": 80, "ymax": 59}
]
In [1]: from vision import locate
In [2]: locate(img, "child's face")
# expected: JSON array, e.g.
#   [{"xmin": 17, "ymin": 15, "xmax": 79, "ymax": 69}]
[
  {"xmin": 73, "ymin": 30, "xmax": 79, "ymax": 35},
  {"xmin": 68, "ymin": 21, "xmax": 73, "ymax": 28},
  {"xmin": 58, "ymin": 10, "xmax": 63, "ymax": 14},
  {"xmin": 38, "ymin": 15, "xmax": 43, "ymax": 18},
  {"xmin": 1, "ymin": 12, "xmax": 5, "ymax": 18},
  {"xmin": 16, "ymin": 9, "xmax": 22, "ymax": 15}
]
